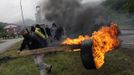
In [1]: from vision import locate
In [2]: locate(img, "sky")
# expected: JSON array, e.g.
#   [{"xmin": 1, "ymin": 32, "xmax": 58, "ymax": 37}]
[
  {"xmin": 0, "ymin": 0, "xmax": 103, "ymax": 24},
  {"xmin": 0, "ymin": 0, "xmax": 40, "ymax": 24}
]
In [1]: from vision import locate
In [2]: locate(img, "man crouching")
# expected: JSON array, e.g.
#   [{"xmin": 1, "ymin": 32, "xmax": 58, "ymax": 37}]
[{"xmin": 18, "ymin": 29, "xmax": 52, "ymax": 75}]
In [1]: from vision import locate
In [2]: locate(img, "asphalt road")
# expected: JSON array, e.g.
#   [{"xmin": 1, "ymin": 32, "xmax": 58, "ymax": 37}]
[
  {"xmin": 120, "ymin": 30, "xmax": 134, "ymax": 48},
  {"xmin": 0, "ymin": 38, "xmax": 22, "ymax": 53}
]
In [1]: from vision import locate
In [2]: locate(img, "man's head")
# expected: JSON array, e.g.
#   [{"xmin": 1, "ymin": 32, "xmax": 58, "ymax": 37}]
[
  {"xmin": 20, "ymin": 29, "xmax": 29, "ymax": 36},
  {"xmin": 52, "ymin": 23, "xmax": 56, "ymax": 27},
  {"xmin": 46, "ymin": 25, "xmax": 48, "ymax": 27},
  {"xmin": 35, "ymin": 24, "xmax": 41, "ymax": 28},
  {"xmin": 31, "ymin": 26, "xmax": 35, "ymax": 32}
]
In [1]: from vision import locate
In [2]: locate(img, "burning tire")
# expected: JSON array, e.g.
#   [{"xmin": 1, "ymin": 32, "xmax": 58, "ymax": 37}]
[
  {"xmin": 81, "ymin": 39, "xmax": 96, "ymax": 69},
  {"xmin": 63, "ymin": 24, "xmax": 120, "ymax": 69}
]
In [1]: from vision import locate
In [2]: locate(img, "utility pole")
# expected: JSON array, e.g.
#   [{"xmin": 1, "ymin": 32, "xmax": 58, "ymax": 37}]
[
  {"xmin": 36, "ymin": 5, "xmax": 41, "ymax": 24},
  {"xmin": 20, "ymin": 0, "xmax": 25, "ymax": 25}
]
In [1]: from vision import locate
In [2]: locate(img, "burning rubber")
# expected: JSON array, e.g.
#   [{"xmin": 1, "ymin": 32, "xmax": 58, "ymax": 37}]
[
  {"xmin": 62, "ymin": 23, "xmax": 120, "ymax": 69},
  {"xmin": 81, "ymin": 40, "xmax": 96, "ymax": 69}
]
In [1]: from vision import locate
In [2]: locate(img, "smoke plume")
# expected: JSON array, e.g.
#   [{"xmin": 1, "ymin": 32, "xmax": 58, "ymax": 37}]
[{"xmin": 41, "ymin": 0, "xmax": 106, "ymax": 36}]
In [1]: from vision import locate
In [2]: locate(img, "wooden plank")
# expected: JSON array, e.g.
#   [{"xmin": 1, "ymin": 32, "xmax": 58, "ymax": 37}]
[
  {"xmin": 18, "ymin": 46, "xmax": 80, "ymax": 57},
  {"xmin": 0, "ymin": 45, "xmax": 80, "ymax": 61}
]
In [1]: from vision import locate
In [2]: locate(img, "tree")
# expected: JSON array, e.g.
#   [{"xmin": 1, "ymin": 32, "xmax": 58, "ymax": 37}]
[
  {"xmin": 103, "ymin": 0, "xmax": 134, "ymax": 14},
  {"xmin": 128, "ymin": 0, "xmax": 134, "ymax": 14},
  {"xmin": 0, "ymin": 22, "xmax": 6, "ymax": 33}
]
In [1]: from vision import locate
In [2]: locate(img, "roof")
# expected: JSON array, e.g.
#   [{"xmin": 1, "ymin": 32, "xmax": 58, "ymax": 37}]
[{"xmin": 4, "ymin": 25, "xmax": 17, "ymax": 29}]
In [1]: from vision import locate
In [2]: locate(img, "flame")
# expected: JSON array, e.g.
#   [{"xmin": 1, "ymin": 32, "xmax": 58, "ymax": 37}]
[
  {"xmin": 62, "ymin": 23, "xmax": 120, "ymax": 69},
  {"xmin": 92, "ymin": 23, "xmax": 120, "ymax": 69},
  {"xmin": 62, "ymin": 35, "xmax": 90, "ymax": 45}
]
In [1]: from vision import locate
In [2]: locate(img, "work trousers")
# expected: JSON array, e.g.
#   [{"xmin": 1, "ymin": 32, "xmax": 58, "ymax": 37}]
[{"xmin": 34, "ymin": 54, "xmax": 50, "ymax": 75}]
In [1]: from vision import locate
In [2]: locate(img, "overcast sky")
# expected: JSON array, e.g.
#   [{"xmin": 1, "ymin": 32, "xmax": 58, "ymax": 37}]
[
  {"xmin": 0, "ymin": 0, "xmax": 103, "ymax": 24},
  {"xmin": 0, "ymin": 0, "xmax": 40, "ymax": 23}
]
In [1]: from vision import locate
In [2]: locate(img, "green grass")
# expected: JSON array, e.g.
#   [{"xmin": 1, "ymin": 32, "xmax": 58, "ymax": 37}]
[{"xmin": 0, "ymin": 42, "xmax": 134, "ymax": 75}]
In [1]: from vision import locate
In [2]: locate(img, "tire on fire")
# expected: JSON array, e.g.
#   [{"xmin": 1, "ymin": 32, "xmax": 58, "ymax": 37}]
[{"xmin": 80, "ymin": 39, "xmax": 96, "ymax": 69}]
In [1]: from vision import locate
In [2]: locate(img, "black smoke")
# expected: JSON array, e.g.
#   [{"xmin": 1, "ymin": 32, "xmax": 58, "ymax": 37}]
[{"xmin": 42, "ymin": 0, "xmax": 106, "ymax": 36}]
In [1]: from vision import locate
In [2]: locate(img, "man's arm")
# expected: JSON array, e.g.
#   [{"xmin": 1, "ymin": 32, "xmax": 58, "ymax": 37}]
[{"xmin": 19, "ymin": 39, "xmax": 27, "ymax": 51}]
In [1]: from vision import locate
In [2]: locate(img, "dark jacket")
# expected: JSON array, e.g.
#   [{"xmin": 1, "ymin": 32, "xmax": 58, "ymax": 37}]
[
  {"xmin": 40, "ymin": 27, "xmax": 47, "ymax": 36},
  {"xmin": 45, "ymin": 27, "xmax": 52, "ymax": 37},
  {"xmin": 19, "ymin": 34, "xmax": 44, "ymax": 51},
  {"xmin": 54, "ymin": 27, "xmax": 64, "ymax": 40}
]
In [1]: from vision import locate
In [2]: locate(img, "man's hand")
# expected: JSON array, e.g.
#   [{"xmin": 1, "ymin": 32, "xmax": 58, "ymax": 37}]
[{"xmin": 17, "ymin": 51, "xmax": 21, "ymax": 54}]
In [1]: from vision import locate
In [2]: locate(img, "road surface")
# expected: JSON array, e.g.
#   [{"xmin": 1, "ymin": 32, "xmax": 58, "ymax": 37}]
[
  {"xmin": 120, "ymin": 30, "xmax": 134, "ymax": 48},
  {"xmin": 0, "ymin": 38, "xmax": 22, "ymax": 53}
]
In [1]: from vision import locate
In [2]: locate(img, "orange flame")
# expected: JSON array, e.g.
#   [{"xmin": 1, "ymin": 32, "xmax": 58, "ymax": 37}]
[
  {"xmin": 62, "ymin": 23, "xmax": 120, "ymax": 69},
  {"xmin": 62, "ymin": 35, "xmax": 90, "ymax": 45},
  {"xmin": 92, "ymin": 23, "xmax": 120, "ymax": 69}
]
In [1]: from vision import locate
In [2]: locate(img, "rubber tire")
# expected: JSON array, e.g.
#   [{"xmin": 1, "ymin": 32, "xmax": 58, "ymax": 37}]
[{"xmin": 81, "ymin": 39, "xmax": 96, "ymax": 69}]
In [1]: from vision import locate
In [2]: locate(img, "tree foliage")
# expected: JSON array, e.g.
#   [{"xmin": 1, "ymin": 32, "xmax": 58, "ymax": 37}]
[
  {"xmin": 103, "ymin": 0, "xmax": 134, "ymax": 14},
  {"xmin": 127, "ymin": 0, "xmax": 134, "ymax": 14},
  {"xmin": 0, "ymin": 22, "xmax": 6, "ymax": 33}
]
